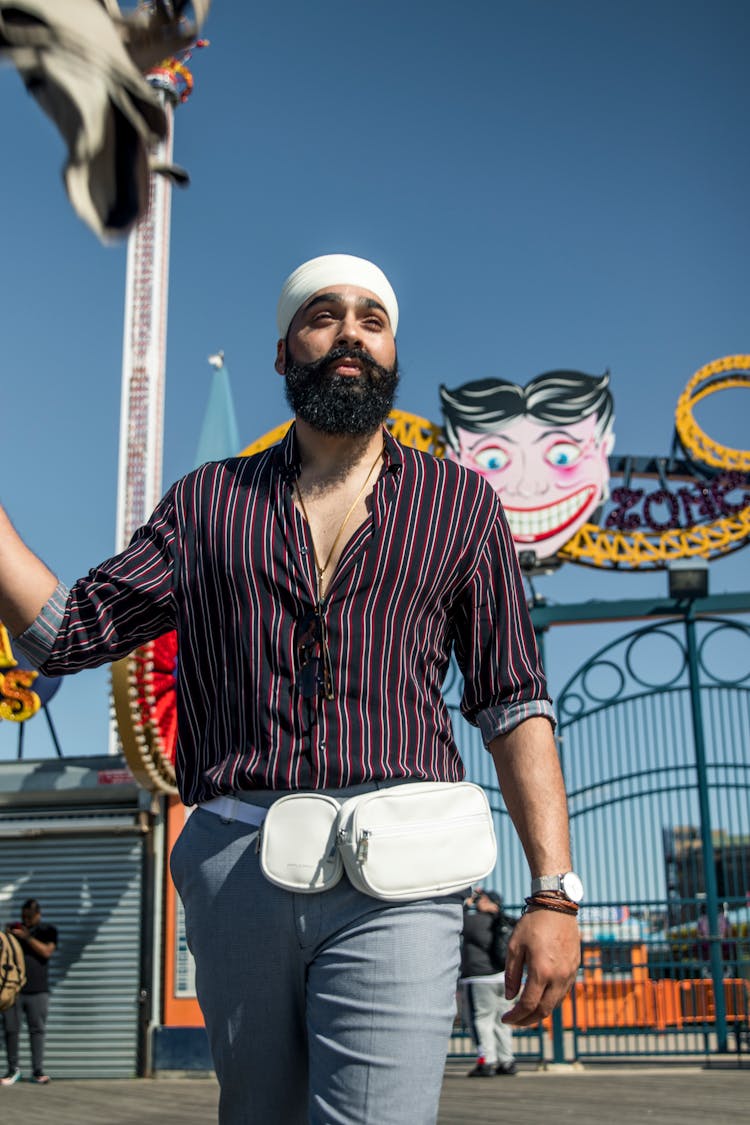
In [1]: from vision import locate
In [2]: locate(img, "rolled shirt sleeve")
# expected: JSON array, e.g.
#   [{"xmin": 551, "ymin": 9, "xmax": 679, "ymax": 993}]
[
  {"xmin": 451, "ymin": 490, "xmax": 556, "ymax": 743},
  {"xmin": 15, "ymin": 486, "xmax": 179, "ymax": 676},
  {"xmin": 14, "ymin": 579, "xmax": 70, "ymax": 668}
]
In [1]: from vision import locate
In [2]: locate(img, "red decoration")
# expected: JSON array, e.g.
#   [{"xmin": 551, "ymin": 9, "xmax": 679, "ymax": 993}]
[{"xmin": 149, "ymin": 631, "xmax": 179, "ymax": 764}]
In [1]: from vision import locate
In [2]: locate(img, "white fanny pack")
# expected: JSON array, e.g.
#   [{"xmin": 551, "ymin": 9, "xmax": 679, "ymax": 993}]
[{"xmin": 257, "ymin": 781, "xmax": 497, "ymax": 902}]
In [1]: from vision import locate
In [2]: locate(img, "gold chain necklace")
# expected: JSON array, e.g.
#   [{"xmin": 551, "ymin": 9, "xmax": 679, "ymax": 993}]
[{"xmin": 295, "ymin": 445, "xmax": 384, "ymax": 601}]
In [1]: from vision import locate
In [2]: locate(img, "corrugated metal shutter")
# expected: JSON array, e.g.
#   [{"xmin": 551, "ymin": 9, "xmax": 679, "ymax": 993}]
[{"xmin": 0, "ymin": 812, "xmax": 143, "ymax": 1078}]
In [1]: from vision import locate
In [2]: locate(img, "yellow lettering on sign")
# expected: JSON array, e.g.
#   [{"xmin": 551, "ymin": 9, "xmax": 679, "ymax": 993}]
[
  {"xmin": 0, "ymin": 623, "xmax": 17, "ymax": 670},
  {"xmin": 0, "ymin": 669, "xmax": 41, "ymax": 722}
]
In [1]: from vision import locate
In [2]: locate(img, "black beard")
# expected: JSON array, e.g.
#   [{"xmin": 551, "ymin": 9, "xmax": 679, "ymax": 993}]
[{"xmin": 284, "ymin": 346, "xmax": 399, "ymax": 436}]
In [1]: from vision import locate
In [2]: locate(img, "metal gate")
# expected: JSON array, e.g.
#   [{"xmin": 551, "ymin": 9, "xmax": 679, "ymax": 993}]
[{"xmin": 450, "ymin": 612, "xmax": 750, "ymax": 1061}]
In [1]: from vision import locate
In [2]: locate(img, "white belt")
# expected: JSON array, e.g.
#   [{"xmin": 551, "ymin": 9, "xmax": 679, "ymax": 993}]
[{"xmin": 199, "ymin": 796, "xmax": 268, "ymax": 827}]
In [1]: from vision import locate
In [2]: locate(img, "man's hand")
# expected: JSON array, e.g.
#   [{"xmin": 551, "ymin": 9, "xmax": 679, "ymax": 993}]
[{"xmin": 502, "ymin": 908, "xmax": 580, "ymax": 1026}]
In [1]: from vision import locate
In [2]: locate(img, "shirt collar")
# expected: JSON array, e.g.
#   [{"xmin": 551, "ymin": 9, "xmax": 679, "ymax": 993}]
[
  {"xmin": 273, "ymin": 423, "xmax": 301, "ymax": 484},
  {"xmin": 381, "ymin": 424, "xmax": 404, "ymax": 474}
]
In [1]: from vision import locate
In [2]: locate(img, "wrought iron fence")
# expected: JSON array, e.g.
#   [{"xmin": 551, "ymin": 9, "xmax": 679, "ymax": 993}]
[{"xmin": 448, "ymin": 613, "xmax": 750, "ymax": 1062}]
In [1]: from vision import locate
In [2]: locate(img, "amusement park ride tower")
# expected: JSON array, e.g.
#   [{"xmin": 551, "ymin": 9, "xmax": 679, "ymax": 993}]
[
  {"xmin": 111, "ymin": 50, "xmax": 201, "ymax": 758},
  {"xmin": 115, "ymin": 53, "xmax": 198, "ymax": 552}
]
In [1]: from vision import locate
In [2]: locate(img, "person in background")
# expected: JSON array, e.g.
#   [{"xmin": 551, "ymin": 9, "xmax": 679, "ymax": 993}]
[
  {"xmin": 697, "ymin": 902, "xmax": 734, "ymax": 976},
  {"xmin": 1, "ymin": 898, "xmax": 57, "ymax": 1086},
  {"xmin": 460, "ymin": 889, "xmax": 518, "ymax": 1077}
]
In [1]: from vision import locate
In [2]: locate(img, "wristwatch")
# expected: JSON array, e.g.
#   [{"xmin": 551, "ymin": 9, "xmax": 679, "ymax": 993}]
[{"xmin": 530, "ymin": 872, "xmax": 584, "ymax": 903}]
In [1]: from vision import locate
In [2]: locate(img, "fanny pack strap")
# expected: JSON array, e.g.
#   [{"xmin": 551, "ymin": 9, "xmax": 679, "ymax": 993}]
[{"xmin": 200, "ymin": 796, "xmax": 267, "ymax": 828}]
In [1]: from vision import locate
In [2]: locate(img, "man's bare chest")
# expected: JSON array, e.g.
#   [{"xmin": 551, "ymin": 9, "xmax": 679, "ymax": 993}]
[{"xmin": 293, "ymin": 487, "xmax": 374, "ymax": 598}]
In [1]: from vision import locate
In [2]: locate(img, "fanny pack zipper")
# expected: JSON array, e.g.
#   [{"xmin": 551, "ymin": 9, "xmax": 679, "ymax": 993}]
[{"xmin": 346, "ymin": 812, "xmax": 486, "ymax": 863}]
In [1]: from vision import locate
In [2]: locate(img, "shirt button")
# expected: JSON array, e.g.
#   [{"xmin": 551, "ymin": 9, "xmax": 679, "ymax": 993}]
[{"xmin": 319, "ymin": 743, "xmax": 326, "ymax": 752}]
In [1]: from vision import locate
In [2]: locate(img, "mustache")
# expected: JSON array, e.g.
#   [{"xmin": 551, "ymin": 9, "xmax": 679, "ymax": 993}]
[{"xmin": 288, "ymin": 346, "xmax": 386, "ymax": 378}]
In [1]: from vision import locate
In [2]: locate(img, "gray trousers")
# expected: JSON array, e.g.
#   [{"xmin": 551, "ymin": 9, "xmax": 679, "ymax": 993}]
[
  {"xmin": 3, "ymin": 992, "xmax": 49, "ymax": 1074},
  {"xmin": 170, "ymin": 787, "xmax": 464, "ymax": 1125},
  {"xmin": 461, "ymin": 978, "xmax": 514, "ymax": 1065}
]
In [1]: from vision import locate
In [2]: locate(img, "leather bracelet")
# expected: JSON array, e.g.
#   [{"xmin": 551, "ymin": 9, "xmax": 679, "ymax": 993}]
[
  {"xmin": 524, "ymin": 895, "xmax": 579, "ymax": 916},
  {"xmin": 529, "ymin": 892, "xmax": 579, "ymax": 911},
  {"xmin": 529, "ymin": 889, "xmax": 580, "ymax": 907},
  {"xmin": 524, "ymin": 898, "xmax": 578, "ymax": 916}
]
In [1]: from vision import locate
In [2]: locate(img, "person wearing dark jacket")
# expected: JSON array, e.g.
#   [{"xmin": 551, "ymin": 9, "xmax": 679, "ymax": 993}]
[
  {"xmin": 1, "ymin": 898, "xmax": 57, "ymax": 1085},
  {"xmin": 460, "ymin": 889, "xmax": 517, "ymax": 1077}
]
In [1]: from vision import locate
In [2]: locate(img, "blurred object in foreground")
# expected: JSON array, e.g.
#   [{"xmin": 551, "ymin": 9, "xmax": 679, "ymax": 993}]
[{"xmin": 0, "ymin": 0, "xmax": 211, "ymax": 242}]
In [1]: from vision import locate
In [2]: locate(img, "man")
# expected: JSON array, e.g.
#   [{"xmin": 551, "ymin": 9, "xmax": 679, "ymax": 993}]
[
  {"xmin": 460, "ymin": 889, "xmax": 517, "ymax": 1077},
  {"xmin": 0, "ymin": 253, "xmax": 580, "ymax": 1124},
  {"xmin": 1, "ymin": 899, "xmax": 57, "ymax": 1085}
]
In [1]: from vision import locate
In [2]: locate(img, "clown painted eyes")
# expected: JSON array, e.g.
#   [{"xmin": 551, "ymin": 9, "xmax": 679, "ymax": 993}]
[
  {"xmin": 471, "ymin": 439, "xmax": 583, "ymax": 472},
  {"xmin": 473, "ymin": 446, "xmax": 510, "ymax": 472},
  {"xmin": 545, "ymin": 440, "xmax": 582, "ymax": 467}
]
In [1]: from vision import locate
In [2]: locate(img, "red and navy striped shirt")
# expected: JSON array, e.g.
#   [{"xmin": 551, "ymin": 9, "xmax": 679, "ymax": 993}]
[{"xmin": 20, "ymin": 425, "xmax": 554, "ymax": 806}]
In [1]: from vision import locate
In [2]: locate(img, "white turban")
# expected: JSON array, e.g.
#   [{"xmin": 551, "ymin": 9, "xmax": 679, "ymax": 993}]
[{"xmin": 276, "ymin": 253, "xmax": 399, "ymax": 338}]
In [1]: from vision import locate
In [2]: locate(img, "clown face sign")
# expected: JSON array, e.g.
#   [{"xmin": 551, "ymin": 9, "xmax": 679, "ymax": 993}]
[{"xmin": 440, "ymin": 370, "xmax": 615, "ymax": 564}]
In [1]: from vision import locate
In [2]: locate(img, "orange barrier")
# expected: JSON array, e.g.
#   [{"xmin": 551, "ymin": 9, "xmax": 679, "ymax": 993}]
[
  {"xmin": 677, "ymin": 978, "xmax": 750, "ymax": 1026},
  {"xmin": 543, "ymin": 976, "xmax": 750, "ymax": 1033}
]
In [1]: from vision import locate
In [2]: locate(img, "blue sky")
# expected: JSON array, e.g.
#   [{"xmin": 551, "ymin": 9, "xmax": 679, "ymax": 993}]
[{"xmin": 1, "ymin": 0, "xmax": 748, "ymax": 760}]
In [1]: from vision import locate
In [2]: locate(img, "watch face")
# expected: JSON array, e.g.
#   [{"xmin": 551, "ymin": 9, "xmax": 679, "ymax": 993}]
[{"xmin": 562, "ymin": 872, "xmax": 584, "ymax": 903}]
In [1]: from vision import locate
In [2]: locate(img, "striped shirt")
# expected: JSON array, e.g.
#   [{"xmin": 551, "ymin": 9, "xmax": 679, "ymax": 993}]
[{"xmin": 19, "ymin": 425, "xmax": 554, "ymax": 805}]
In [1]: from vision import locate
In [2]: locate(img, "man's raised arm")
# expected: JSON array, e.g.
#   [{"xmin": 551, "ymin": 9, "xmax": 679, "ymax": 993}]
[{"xmin": 0, "ymin": 504, "xmax": 58, "ymax": 636}]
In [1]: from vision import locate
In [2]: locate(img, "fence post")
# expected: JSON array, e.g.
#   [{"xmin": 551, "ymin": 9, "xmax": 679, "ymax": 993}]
[{"xmin": 684, "ymin": 605, "xmax": 728, "ymax": 1053}]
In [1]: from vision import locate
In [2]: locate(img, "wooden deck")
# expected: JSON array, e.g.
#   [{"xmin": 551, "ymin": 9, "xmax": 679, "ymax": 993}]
[{"xmin": 0, "ymin": 1060, "xmax": 747, "ymax": 1124}]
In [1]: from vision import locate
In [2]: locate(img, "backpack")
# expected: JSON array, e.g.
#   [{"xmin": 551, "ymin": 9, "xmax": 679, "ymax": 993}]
[
  {"xmin": 0, "ymin": 930, "xmax": 26, "ymax": 1011},
  {"xmin": 489, "ymin": 912, "xmax": 516, "ymax": 972}
]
